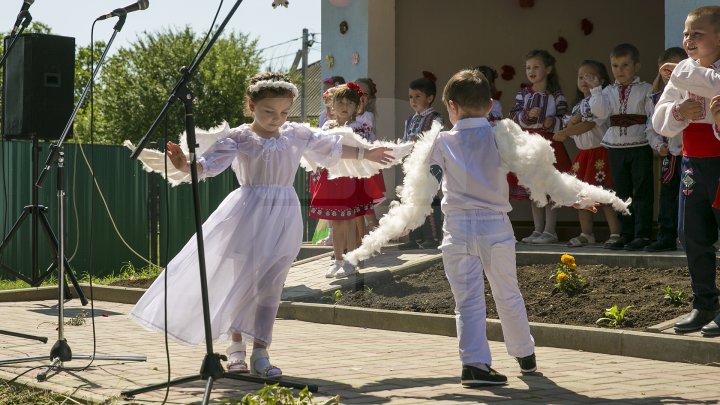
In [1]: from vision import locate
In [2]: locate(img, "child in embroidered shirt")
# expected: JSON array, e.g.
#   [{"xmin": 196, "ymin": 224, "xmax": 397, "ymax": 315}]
[
  {"xmin": 432, "ymin": 69, "xmax": 536, "ymax": 386},
  {"xmin": 311, "ymin": 83, "xmax": 376, "ymax": 278},
  {"xmin": 130, "ymin": 73, "xmax": 395, "ymax": 377},
  {"xmin": 510, "ymin": 50, "xmax": 571, "ymax": 244},
  {"xmin": 586, "ymin": 43, "xmax": 656, "ymax": 251},
  {"xmin": 652, "ymin": 6, "xmax": 720, "ymax": 336},
  {"xmin": 646, "ymin": 47, "xmax": 687, "ymax": 252},
  {"xmin": 475, "ymin": 65, "xmax": 503, "ymax": 123},
  {"xmin": 399, "ymin": 71, "xmax": 445, "ymax": 249},
  {"xmin": 554, "ymin": 60, "xmax": 621, "ymax": 248}
]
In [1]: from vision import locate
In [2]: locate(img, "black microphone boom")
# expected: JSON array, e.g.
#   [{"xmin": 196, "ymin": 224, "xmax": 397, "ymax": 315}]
[
  {"xmin": 96, "ymin": 0, "xmax": 149, "ymax": 21},
  {"xmin": 11, "ymin": 0, "xmax": 34, "ymax": 35}
]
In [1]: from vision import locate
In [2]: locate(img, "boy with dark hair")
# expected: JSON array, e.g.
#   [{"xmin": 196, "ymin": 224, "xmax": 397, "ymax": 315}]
[
  {"xmin": 587, "ymin": 43, "xmax": 656, "ymax": 251},
  {"xmin": 430, "ymin": 69, "xmax": 535, "ymax": 386},
  {"xmin": 652, "ymin": 5, "xmax": 720, "ymax": 336}
]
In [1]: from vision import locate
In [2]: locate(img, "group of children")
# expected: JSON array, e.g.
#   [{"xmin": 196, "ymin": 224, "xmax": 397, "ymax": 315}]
[{"xmin": 128, "ymin": 4, "xmax": 720, "ymax": 389}]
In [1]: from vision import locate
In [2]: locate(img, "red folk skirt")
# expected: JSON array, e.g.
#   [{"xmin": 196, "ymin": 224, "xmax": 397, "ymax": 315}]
[
  {"xmin": 570, "ymin": 146, "xmax": 614, "ymax": 189},
  {"xmin": 309, "ymin": 169, "xmax": 374, "ymax": 220},
  {"xmin": 508, "ymin": 129, "xmax": 572, "ymax": 200}
]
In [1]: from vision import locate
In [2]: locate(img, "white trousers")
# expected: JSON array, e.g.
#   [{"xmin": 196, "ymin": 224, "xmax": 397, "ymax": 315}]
[{"xmin": 441, "ymin": 210, "xmax": 534, "ymax": 365}]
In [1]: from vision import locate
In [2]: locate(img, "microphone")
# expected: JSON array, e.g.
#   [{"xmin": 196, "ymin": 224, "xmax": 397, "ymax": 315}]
[
  {"xmin": 11, "ymin": 0, "xmax": 34, "ymax": 36},
  {"xmin": 96, "ymin": 0, "xmax": 149, "ymax": 21}
]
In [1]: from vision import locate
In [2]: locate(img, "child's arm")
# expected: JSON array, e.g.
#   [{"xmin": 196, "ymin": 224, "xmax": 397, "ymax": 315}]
[
  {"xmin": 553, "ymin": 121, "xmax": 596, "ymax": 142},
  {"xmin": 544, "ymin": 92, "xmax": 567, "ymax": 132},
  {"xmin": 669, "ymin": 60, "xmax": 720, "ymax": 99},
  {"xmin": 167, "ymin": 141, "xmax": 202, "ymax": 175},
  {"xmin": 341, "ymin": 145, "xmax": 394, "ymax": 164},
  {"xmin": 509, "ymin": 91, "xmax": 535, "ymax": 126},
  {"xmin": 651, "ymin": 80, "xmax": 692, "ymax": 137},
  {"xmin": 587, "ymin": 86, "xmax": 611, "ymax": 119}
]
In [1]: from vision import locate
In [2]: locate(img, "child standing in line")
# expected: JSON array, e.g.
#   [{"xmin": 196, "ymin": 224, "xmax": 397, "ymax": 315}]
[
  {"xmin": 510, "ymin": 50, "xmax": 571, "ymax": 244},
  {"xmin": 431, "ymin": 69, "xmax": 536, "ymax": 386},
  {"xmin": 399, "ymin": 71, "xmax": 445, "ymax": 249},
  {"xmin": 318, "ymin": 76, "xmax": 345, "ymax": 127},
  {"xmin": 474, "ymin": 65, "xmax": 503, "ymax": 123},
  {"xmin": 130, "ymin": 73, "xmax": 398, "ymax": 377},
  {"xmin": 587, "ymin": 43, "xmax": 656, "ymax": 251},
  {"xmin": 311, "ymin": 83, "xmax": 376, "ymax": 278},
  {"xmin": 554, "ymin": 60, "xmax": 621, "ymax": 247},
  {"xmin": 652, "ymin": 5, "xmax": 720, "ymax": 335},
  {"xmin": 355, "ymin": 77, "xmax": 384, "ymax": 234},
  {"xmin": 646, "ymin": 47, "xmax": 687, "ymax": 252}
]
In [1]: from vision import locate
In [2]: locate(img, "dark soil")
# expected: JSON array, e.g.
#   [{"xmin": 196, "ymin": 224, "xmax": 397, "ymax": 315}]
[{"xmin": 299, "ymin": 263, "xmax": 695, "ymax": 330}]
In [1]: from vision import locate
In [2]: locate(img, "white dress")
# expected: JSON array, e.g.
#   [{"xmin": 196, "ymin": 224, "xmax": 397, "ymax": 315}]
[{"xmin": 130, "ymin": 122, "xmax": 343, "ymax": 346}]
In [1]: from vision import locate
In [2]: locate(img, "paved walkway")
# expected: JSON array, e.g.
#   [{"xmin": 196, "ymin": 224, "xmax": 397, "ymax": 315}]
[{"xmin": 1, "ymin": 299, "xmax": 720, "ymax": 404}]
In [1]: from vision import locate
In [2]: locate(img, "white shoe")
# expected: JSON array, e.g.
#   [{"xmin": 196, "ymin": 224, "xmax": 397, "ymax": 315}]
[
  {"xmin": 325, "ymin": 260, "xmax": 344, "ymax": 278},
  {"xmin": 335, "ymin": 261, "xmax": 358, "ymax": 278},
  {"xmin": 531, "ymin": 232, "xmax": 558, "ymax": 244},
  {"xmin": 250, "ymin": 348, "xmax": 282, "ymax": 378},
  {"xmin": 226, "ymin": 342, "xmax": 248, "ymax": 373},
  {"xmin": 521, "ymin": 231, "xmax": 542, "ymax": 243}
]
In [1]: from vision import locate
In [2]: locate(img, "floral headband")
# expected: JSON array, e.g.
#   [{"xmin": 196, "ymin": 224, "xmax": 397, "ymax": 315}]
[
  {"xmin": 322, "ymin": 77, "xmax": 343, "ymax": 86},
  {"xmin": 248, "ymin": 79, "xmax": 299, "ymax": 99},
  {"xmin": 346, "ymin": 82, "xmax": 364, "ymax": 96}
]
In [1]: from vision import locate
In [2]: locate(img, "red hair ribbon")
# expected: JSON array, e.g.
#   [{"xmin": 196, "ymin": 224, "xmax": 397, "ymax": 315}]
[
  {"xmin": 422, "ymin": 70, "xmax": 437, "ymax": 82},
  {"xmin": 347, "ymin": 82, "xmax": 364, "ymax": 96}
]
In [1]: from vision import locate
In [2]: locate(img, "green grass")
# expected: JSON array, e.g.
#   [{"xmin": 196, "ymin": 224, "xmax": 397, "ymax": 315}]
[
  {"xmin": 0, "ymin": 380, "xmax": 86, "ymax": 404},
  {"xmin": 0, "ymin": 262, "xmax": 162, "ymax": 291}
]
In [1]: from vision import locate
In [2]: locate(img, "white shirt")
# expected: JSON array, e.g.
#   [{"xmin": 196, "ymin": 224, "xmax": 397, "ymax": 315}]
[
  {"xmin": 648, "ymin": 92, "xmax": 682, "ymax": 156},
  {"xmin": 565, "ymin": 96, "xmax": 608, "ymax": 150},
  {"xmin": 589, "ymin": 77, "xmax": 655, "ymax": 148},
  {"xmin": 652, "ymin": 57, "xmax": 720, "ymax": 141},
  {"xmin": 428, "ymin": 117, "xmax": 512, "ymax": 214}
]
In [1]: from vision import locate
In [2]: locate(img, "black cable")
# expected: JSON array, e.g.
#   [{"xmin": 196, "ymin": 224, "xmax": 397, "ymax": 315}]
[
  {"xmin": 189, "ymin": 0, "xmax": 224, "ymax": 67},
  {"xmin": 161, "ymin": 114, "xmax": 171, "ymax": 405},
  {"xmin": 1, "ymin": 121, "xmax": 6, "ymax": 240}
]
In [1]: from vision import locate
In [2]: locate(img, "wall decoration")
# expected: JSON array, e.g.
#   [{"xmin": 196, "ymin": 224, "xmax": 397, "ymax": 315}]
[
  {"xmin": 352, "ymin": 52, "xmax": 360, "ymax": 65},
  {"xmin": 581, "ymin": 18, "xmax": 594, "ymax": 35},
  {"xmin": 325, "ymin": 54, "xmax": 335, "ymax": 68},
  {"xmin": 519, "ymin": 0, "xmax": 534, "ymax": 8},
  {"xmin": 339, "ymin": 20, "xmax": 349, "ymax": 34},
  {"xmin": 553, "ymin": 36, "xmax": 568, "ymax": 53},
  {"xmin": 501, "ymin": 65, "xmax": 515, "ymax": 81}
]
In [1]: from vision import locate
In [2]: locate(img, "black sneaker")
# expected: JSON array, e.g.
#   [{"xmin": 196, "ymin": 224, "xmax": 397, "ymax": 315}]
[
  {"xmin": 398, "ymin": 240, "xmax": 421, "ymax": 250},
  {"xmin": 419, "ymin": 239, "xmax": 440, "ymax": 249},
  {"xmin": 645, "ymin": 240, "xmax": 677, "ymax": 252},
  {"xmin": 606, "ymin": 235, "xmax": 632, "ymax": 250},
  {"xmin": 624, "ymin": 238, "xmax": 651, "ymax": 251},
  {"xmin": 460, "ymin": 364, "xmax": 507, "ymax": 387},
  {"xmin": 516, "ymin": 353, "xmax": 537, "ymax": 373}
]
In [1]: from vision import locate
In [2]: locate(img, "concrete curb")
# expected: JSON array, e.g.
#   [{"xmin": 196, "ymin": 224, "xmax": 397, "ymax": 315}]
[
  {"xmin": 515, "ymin": 246, "xmax": 689, "ymax": 268},
  {"xmin": 277, "ymin": 301, "xmax": 720, "ymax": 366},
  {"xmin": 0, "ymin": 284, "xmax": 145, "ymax": 305}
]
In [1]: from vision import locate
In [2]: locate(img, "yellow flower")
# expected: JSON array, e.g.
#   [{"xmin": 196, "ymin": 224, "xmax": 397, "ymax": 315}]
[
  {"xmin": 568, "ymin": 262, "xmax": 577, "ymax": 270},
  {"xmin": 556, "ymin": 272, "xmax": 569, "ymax": 282},
  {"xmin": 560, "ymin": 254, "xmax": 575, "ymax": 265}
]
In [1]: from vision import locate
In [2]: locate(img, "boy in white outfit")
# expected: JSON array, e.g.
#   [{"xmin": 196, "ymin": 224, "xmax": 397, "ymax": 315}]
[{"xmin": 429, "ymin": 69, "xmax": 536, "ymax": 386}]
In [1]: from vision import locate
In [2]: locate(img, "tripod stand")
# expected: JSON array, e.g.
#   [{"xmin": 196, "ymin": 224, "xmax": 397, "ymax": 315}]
[
  {"xmin": 0, "ymin": 12, "xmax": 146, "ymax": 380},
  {"xmin": 124, "ymin": 1, "xmax": 317, "ymax": 402}
]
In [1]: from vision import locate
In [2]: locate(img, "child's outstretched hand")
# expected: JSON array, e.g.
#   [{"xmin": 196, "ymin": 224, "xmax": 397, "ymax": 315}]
[
  {"xmin": 711, "ymin": 95, "xmax": 720, "ymax": 126},
  {"xmin": 678, "ymin": 99, "xmax": 703, "ymax": 121},
  {"xmin": 166, "ymin": 141, "xmax": 189, "ymax": 173},
  {"xmin": 583, "ymin": 74, "xmax": 601, "ymax": 89},
  {"xmin": 364, "ymin": 147, "xmax": 394, "ymax": 165},
  {"xmin": 659, "ymin": 63, "xmax": 678, "ymax": 82}
]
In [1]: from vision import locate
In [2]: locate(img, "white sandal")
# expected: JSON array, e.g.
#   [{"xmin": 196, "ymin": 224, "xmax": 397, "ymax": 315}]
[
  {"xmin": 567, "ymin": 233, "xmax": 596, "ymax": 247},
  {"xmin": 226, "ymin": 341, "xmax": 249, "ymax": 373},
  {"xmin": 250, "ymin": 348, "xmax": 282, "ymax": 378}
]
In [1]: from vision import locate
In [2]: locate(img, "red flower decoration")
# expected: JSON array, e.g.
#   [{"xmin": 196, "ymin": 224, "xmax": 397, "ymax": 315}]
[
  {"xmin": 422, "ymin": 70, "xmax": 437, "ymax": 82},
  {"xmin": 501, "ymin": 65, "xmax": 515, "ymax": 81},
  {"xmin": 519, "ymin": 0, "xmax": 534, "ymax": 8},
  {"xmin": 581, "ymin": 18, "xmax": 593, "ymax": 35},
  {"xmin": 553, "ymin": 36, "xmax": 568, "ymax": 53},
  {"xmin": 347, "ymin": 82, "xmax": 364, "ymax": 96}
]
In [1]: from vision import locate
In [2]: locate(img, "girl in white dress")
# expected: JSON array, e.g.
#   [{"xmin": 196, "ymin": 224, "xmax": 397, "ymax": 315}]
[{"xmin": 130, "ymin": 72, "xmax": 398, "ymax": 378}]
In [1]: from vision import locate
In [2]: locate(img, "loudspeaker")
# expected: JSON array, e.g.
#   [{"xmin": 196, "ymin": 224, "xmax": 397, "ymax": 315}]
[{"xmin": 2, "ymin": 33, "xmax": 75, "ymax": 140}]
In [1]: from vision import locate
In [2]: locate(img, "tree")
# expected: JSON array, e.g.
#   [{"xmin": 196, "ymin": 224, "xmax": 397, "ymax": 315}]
[{"xmin": 96, "ymin": 26, "xmax": 261, "ymax": 144}]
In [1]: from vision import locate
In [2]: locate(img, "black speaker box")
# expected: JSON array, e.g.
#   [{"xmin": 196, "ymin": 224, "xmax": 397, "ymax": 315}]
[{"xmin": 2, "ymin": 33, "xmax": 75, "ymax": 140}]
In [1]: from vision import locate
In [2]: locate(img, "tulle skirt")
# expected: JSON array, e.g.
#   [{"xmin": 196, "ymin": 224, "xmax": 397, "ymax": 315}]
[{"xmin": 130, "ymin": 185, "xmax": 303, "ymax": 346}]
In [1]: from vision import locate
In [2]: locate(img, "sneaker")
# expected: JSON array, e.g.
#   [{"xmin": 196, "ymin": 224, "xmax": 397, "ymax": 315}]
[
  {"xmin": 335, "ymin": 262, "xmax": 358, "ymax": 278},
  {"xmin": 325, "ymin": 260, "xmax": 344, "ymax": 278},
  {"xmin": 531, "ymin": 232, "xmax": 558, "ymax": 244},
  {"xmin": 521, "ymin": 231, "xmax": 542, "ymax": 243},
  {"xmin": 419, "ymin": 239, "xmax": 440, "ymax": 249},
  {"xmin": 645, "ymin": 240, "xmax": 677, "ymax": 252},
  {"xmin": 624, "ymin": 237, "xmax": 651, "ymax": 251},
  {"xmin": 516, "ymin": 353, "xmax": 537, "ymax": 373},
  {"xmin": 460, "ymin": 364, "xmax": 507, "ymax": 387},
  {"xmin": 605, "ymin": 235, "xmax": 631, "ymax": 250},
  {"xmin": 398, "ymin": 240, "xmax": 421, "ymax": 250}
]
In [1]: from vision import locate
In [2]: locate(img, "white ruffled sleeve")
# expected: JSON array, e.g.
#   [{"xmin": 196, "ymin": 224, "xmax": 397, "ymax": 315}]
[{"xmin": 302, "ymin": 128, "xmax": 345, "ymax": 170}]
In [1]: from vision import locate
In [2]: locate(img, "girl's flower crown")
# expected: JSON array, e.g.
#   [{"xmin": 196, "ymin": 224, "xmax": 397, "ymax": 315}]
[
  {"xmin": 248, "ymin": 79, "xmax": 299, "ymax": 98},
  {"xmin": 346, "ymin": 82, "xmax": 364, "ymax": 96}
]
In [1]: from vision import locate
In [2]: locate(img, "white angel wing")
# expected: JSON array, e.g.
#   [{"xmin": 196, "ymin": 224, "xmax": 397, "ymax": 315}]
[
  {"xmin": 493, "ymin": 119, "xmax": 631, "ymax": 214},
  {"xmin": 299, "ymin": 126, "xmax": 415, "ymax": 179},
  {"xmin": 345, "ymin": 121, "xmax": 442, "ymax": 265},
  {"xmin": 123, "ymin": 122, "xmax": 232, "ymax": 186}
]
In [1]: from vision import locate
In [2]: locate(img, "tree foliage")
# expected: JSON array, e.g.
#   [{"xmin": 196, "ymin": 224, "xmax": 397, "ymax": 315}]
[{"xmin": 95, "ymin": 26, "xmax": 261, "ymax": 144}]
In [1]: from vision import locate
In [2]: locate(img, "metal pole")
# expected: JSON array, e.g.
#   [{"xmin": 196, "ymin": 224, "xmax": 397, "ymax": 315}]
[{"xmin": 301, "ymin": 28, "xmax": 308, "ymax": 123}]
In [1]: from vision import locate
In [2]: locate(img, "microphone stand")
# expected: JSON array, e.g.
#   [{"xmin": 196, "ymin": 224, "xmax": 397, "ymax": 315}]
[
  {"xmin": 123, "ymin": 1, "xmax": 317, "ymax": 402},
  {"xmin": 0, "ymin": 8, "xmax": 48, "ymax": 345},
  {"xmin": 0, "ymin": 12, "xmax": 146, "ymax": 380}
]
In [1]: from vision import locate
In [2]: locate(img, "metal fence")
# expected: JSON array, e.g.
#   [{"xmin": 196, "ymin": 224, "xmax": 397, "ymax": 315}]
[{"xmin": 0, "ymin": 140, "xmax": 314, "ymax": 281}]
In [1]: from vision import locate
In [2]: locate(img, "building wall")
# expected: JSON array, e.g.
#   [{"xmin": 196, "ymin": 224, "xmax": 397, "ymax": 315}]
[{"xmin": 665, "ymin": 1, "xmax": 720, "ymax": 49}]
